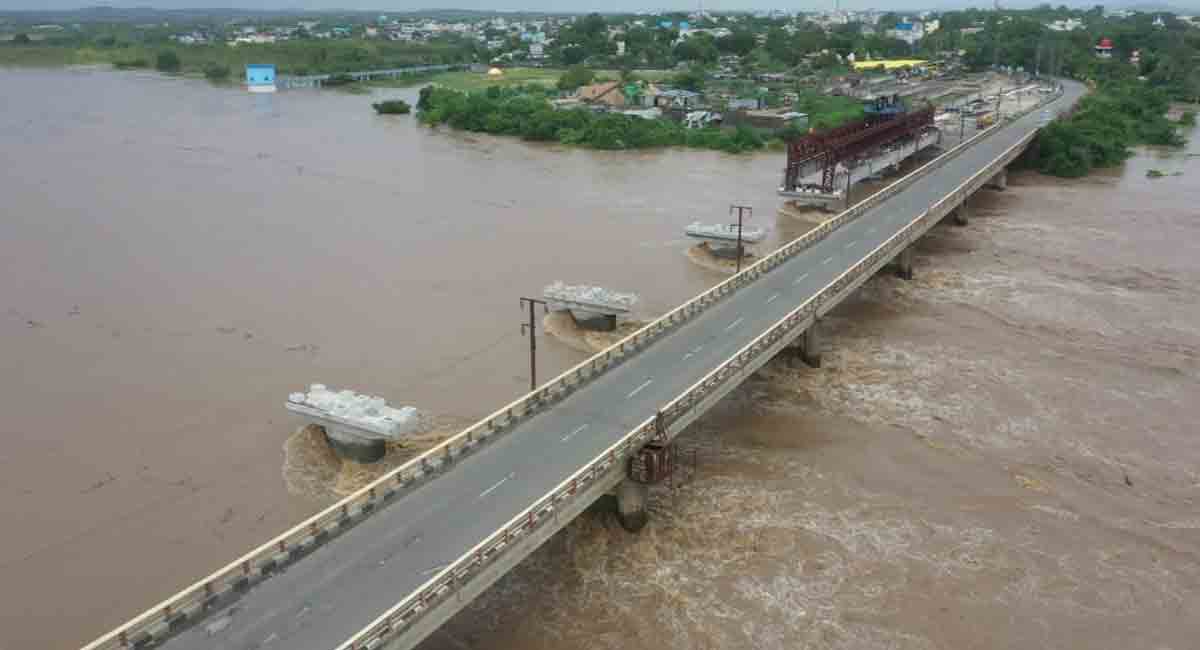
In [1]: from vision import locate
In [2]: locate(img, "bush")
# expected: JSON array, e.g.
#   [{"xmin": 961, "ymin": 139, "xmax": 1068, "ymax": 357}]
[
  {"xmin": 155, "ymin": 50, "xmax": 180, "ymax": 73},
  {"xmin": 1181, "ymin": 110, "xmax": 1197, "ymax": 127},
  {"xmin": 372, "ymin": 100, "xmax": 411, "ymax": 115},
  {"xmin": 204, "ymin": 63, "xmax": 231, "ymax": 81},
  {"xmin": 670, "ymin": 67, "xmax": 707, "ymax": 92},
  {"xmin": 13, "ymin": 33, "xmax": 31, "ymax": 44},
  {"xmin": 114, "ymin": 58, "xmax": 148, "ymax": 70}
]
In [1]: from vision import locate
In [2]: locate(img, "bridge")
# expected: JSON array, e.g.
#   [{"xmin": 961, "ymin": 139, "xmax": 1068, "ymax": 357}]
[
  {"xmin": 82, "ymin": 80, "xmax": 1084, "ymax": 650},
  {"xmin": 277, "ymin": 64, "xmax": 463, "ymax": 90}
]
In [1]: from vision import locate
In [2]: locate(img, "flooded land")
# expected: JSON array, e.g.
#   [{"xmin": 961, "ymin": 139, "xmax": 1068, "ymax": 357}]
[{"xmin": 1, "ymin": 67, "xmax": 1197, "ymax": 649}]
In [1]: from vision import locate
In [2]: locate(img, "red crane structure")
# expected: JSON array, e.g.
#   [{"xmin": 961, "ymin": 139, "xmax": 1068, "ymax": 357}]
[{"xmin": 780, "ymin": 95, "xmax": 937, "ymax": 197}]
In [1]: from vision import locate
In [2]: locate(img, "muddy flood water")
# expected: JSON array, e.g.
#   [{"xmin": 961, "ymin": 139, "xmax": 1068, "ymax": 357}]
[{"xmin": 2, "ymin": 67, "xmax": 1198, "ymax": 649}]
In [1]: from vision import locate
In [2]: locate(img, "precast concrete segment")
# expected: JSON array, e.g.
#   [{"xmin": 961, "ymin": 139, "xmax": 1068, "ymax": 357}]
[{"xmin": 153, "ymin": 82, "xmax": 1085, "ymax": 650}]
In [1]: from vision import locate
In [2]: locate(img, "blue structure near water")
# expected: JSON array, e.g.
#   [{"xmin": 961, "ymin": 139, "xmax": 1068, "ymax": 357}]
[{"xmin": 245, "ymin": 64, "xmax": 277, "ymax": 93}]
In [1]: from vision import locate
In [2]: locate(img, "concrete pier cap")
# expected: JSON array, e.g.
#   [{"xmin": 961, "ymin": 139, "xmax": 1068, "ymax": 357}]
[
  {"xmin": 285, "ymin": 384, "xmax": 424, "ymax": 463},
  {"xmin": 543, "ymin": 282, "xmax": 637, "ymax": 332}
]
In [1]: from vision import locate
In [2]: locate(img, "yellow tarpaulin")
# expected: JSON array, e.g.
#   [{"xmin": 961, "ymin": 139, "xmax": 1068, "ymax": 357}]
[{"xmin": 852, "ymin": 59, "xmax": 927, "ymax": 70}]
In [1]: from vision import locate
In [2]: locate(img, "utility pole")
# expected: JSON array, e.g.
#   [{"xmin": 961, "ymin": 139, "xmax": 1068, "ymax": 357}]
[
  {"xmin": 729, "ymin": 204, "xmax": 753, "ymax": 273},
  {"xmin": 995, "ymin": 90, "xmax": 1002, "ymax": 122},
  {"xmin": 844, "ymin": 166, "xmax": 854, "ymax": 209},
  {"xmin": 519, "ymin": 297, "xmax": 548, "ymax": 392}
]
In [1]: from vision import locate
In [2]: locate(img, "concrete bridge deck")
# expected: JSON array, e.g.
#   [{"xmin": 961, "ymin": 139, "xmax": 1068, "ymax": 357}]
[{"xmin": 85, "ymin": 81, "xmax": 1084, "ymax": 650}]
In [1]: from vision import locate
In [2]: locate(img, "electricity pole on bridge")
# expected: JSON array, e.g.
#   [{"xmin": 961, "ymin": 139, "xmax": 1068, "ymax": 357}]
[
  {"xmin": 519, "ymin": 297, "xmax": 549, "ymax": 392},
  {"xmin": 729, "ymin": 204, "xmax": 753, "ymax": 273}
]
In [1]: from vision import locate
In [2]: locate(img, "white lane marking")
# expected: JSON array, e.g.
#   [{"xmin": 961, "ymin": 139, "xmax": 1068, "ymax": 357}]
[
  {"xmin": 822, "ymin": 256, "xmax": 834, "ymax": 265},
  {"xmin": 766, "ymin": 293, "xmax": 780, "ymax": 304},
  {"xmin": 683, "ymin": 345, "xmax": 704, "ymax": 360},
  {"xmin": 561, "ymin": 424, "xmax": 588, "ymax": 442},
  {"xmin": 421, "ymin": 563, "xmax": 448, "ymax": 576},
  {"xmin": 844, "ymin": 240, "xmax": 858, "ymax": 249},
  {"xmin": 725, "ymin": 316, "xmax": 745, "ymax": 331},
  {"xmin": 627, "ymin": 379, "xmax": 654, "ymax": 400},
  {"xmin": 478, "ymin": 472, "xmax": 515, "ymax": 499},
  {"xmin": 793, "ymin": 273, "xmax": 810, "ymax": 285}
]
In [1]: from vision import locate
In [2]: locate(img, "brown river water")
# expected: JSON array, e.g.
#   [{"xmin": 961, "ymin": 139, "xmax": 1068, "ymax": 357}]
[{"xmin": 2, "ymin": 68, "xmax": 1198, "ymax": 649}]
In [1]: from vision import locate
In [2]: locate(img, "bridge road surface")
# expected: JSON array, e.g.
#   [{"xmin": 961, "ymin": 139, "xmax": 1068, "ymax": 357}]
[{"xmin": 158, "ymin": 82, "xmax": 1083, "ymax": 650}]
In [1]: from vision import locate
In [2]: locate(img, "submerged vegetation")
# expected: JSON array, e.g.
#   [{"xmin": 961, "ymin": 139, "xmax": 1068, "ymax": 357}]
[
  {"xmin": 416, "ymin": 84, "xmax": 766, "ymax": 153},
  {"xmin": 1029, "ymin": 82, "xmax": 1188, "ymax": 178},
  {"xmin": 372, "ymin": 99, "xmax": 412, "ymax": 114}
]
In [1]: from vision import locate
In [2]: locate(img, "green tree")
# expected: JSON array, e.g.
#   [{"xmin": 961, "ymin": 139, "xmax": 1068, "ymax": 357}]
[
  {"xmin": 675, "ymin": 33, "xmax": 719, "ymax": 64},
  {"xmin": 557, "ymin": 65, "xmax": 595, "ymax": 91},
  {"xmin": 670, "ymin": 66, "xmax": 707, "ymax": 91},
  {"xmin": 155, "ymin": 50, "xmax": 181, "ymax": 73},
  {"xmin": 717, "ymin": 30, "xmax": 757, "ymax": 57},
  {"xmin": 204, "ymin": 63, "xmax": 231, "ymax": 81}
]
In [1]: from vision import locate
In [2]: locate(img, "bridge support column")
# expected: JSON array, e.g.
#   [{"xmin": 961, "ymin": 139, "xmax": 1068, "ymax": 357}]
[
  {"xmin": 571, "ymin": 311, "xmax": 618, "ymax": 332},
  {"xmin": 799, "ymin": 323, "xmax": 821, "ymax": 368},
  {"xmin": 988, "ymin": 169, "xmax": 1008, "ymax": 190},
  {"xmin": 895, "ymin": 246, "xmax": 914, "ymax": 281},
  {"xmin": 322, "ymin": 426, "xmax": 386, "ymax": 463},
  {"xmin": 952, "ymin": 202, "xmax": 970, "ymax": 226},
  {"xmin": 616, "ymin": 479, "xmax": 649, "ymax": 532}
]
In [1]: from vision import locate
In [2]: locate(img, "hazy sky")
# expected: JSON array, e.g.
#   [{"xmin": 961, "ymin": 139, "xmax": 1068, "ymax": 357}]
[{"xmin": 2, "ymin": 0, "xmax": 1197, "ymax": 12}]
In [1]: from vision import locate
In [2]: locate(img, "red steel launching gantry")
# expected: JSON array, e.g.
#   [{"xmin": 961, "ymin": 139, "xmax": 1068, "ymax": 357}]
[{"xmin": 781, "ymin": 94, "xmax": 936, "ymax": 197}]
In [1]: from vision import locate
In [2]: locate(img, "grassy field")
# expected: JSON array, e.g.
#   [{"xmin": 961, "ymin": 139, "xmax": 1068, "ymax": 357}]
[{"xmin": 427, "ymin": 67, "xmax": 560, "ymax": 91}]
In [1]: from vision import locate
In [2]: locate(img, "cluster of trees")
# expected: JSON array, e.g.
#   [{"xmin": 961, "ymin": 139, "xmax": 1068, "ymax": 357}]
[
  {"xmin": 556, "ymin": 64, "xmax": 595, "ymax": 91},
  {"xmin": 416, "ymin": 84, "xmax": 766, "ymax": 153},
  {"xmin": 1028, "ymin": 81, "xmax": 1185, "ymax": 177}
]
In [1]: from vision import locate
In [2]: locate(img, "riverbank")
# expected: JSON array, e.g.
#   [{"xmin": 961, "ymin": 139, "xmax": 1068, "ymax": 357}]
[{"xmin": 0, "ymin": 39, "xmax": 471, "ymax": 76}]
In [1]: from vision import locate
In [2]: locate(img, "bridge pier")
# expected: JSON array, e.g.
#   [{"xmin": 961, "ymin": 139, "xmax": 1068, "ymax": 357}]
[
  {"xmin": 988, "ymin": 169, "xmax": 1008, "ymax": 190},
  {"xmin": 570, "ymin": 311, "xmax": 618, "ymax": 332},
  {"xmin": 798, "ymin": 323, "xmax": 821, "ymax": 368},
  {"xmin": 952, "ymin": 202, "xmax": 970, "ymax": 226},
  {"xmin": 616, "ymin": 478, "xmax": 649, "ymax": 532},
  {"xmin": 894, "ymin": 246, "xmax": 914, "ymax": 281},
  {"xmin": 323, "ymin": 427, "xmax": 387, "ymax": 463}
]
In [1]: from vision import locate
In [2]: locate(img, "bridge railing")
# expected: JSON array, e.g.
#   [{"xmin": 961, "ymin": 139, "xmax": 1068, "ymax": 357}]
[{"xmin": 81, "ymin": 82, "xmax": 1065, "ymax": 650}]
